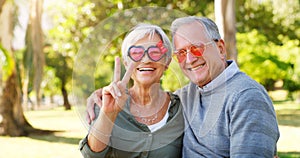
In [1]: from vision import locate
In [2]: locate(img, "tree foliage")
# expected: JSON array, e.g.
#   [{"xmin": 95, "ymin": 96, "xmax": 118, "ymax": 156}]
[
  {"xmin": 42, "ymin": 0, "xmax": 300, "ymax": 104},
  {"xmin": 236, "ymin": 0, "xmax": 300, "ymax": 93},
  {"xmin": 0, "ymin": 1, "xmax": 34, "ymax": 136},
  {"xmin": 0, "ymin": 44, "xmax": 15, "ymax": 81},
  {"xmin": 1, "ymin": 0, "xmax": 299, "ymax": 136},
  {"xmin": 48, "ymin": 0, "xmax": 215, "ymax": 101},
  {"xmin": 43, "ymin": 0, "xmax": 99, "ymax": 108}
]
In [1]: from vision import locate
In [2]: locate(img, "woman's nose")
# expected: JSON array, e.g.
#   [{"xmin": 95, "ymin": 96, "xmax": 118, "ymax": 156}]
[{"xmin": 140, "ymin": 52, "xmax": 151, "ymax": 63}]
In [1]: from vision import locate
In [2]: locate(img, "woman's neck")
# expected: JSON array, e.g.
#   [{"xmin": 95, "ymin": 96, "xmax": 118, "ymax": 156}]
[
  {"xmin": 129, "ymin": 83, "xmax": 169, "ymax": 125},
  {"xmin": 129, "ymin": 83, "xmax": 164, "ymax": 107}
]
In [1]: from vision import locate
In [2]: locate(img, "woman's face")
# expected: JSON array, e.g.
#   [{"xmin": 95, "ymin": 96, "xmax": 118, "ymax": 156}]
[{"xmin": 124, "ymin": 33, "xmax": 169, "ymax": 87}]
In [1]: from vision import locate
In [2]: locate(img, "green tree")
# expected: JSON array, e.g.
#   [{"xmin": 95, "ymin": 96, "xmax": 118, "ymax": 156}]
[
  {"xmin": 23, "ymin": 0, "xmax": 44, "ymax": 110},
  {"xmin": 88, "ymin": 0, "xmax": 214, "ymax": 92},
  {"xmin": 44, "ymin": 0, "xmax": 99, "ymax": 109},
  {"xmin": 0, "ymin": 1, "xmax": 33, "ymax": 136},
  {"xmin": 215, "ymin": 0, "xmax": 237, "ymax": 61},
  {"xmin": 45, "ymin": 51, "xmax": 72, "ymax": 110},
  {"xmin": 237, "ymin": 30, "xmax": 293, "ymax": 90},
  {"xmin": 236, "ymin": 0, "xmax": 299, "ymax": 45},
  {"xmin": 236, "ymin": 0, "xmax": 300, "ymax": 94}
]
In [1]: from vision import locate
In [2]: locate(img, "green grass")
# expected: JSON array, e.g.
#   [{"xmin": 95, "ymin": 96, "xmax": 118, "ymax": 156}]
[
  {"xmin": 0, "ymin": 106, "xmax": 88, "ymax": 158},
  {"xmin": 278, "ymin": 152, "xmax": 300, "ymax": 158},
  {"xmin": 0, "ymin": 99, "xmax": 300, "ymax": 158},
  {"xmin": 274, "ymin": 102, "xmax": 300, "ymax": 158},
  {"xmin": 275, "ymin": 102, "xmax": 300, "ymax": 127}
]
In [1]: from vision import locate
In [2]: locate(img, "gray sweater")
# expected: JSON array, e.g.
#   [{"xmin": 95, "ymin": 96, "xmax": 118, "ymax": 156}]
[{"xmin": 175, "ymin": 61, "xmax": 280, "ymax": 158}]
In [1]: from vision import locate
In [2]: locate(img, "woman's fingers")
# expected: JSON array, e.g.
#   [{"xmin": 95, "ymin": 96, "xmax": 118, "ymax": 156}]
[
  {"xmin": 113, "ymin": 57, "xmax": 121, "ymax": 82},
  {"xmin": 101, "ymin": 56, "xmax": 137, "ymax": 113},
  {"xmin": 113, "ymin": 56, "xmax": 138, "ymax": 87},
  {"xmin": 103, "ymin": 82, "xmax": 123, "ymax": 99},
  {"xmin": 121, "ymin": 62, "xmax": 137, "ymax": 85},
  {"xmin": 112, "ymin": 82, "xmax": 122, "ymax": 97},
  {"xmin": 102, "ymin": 81, "xmax": 128, "ymax": 112}
]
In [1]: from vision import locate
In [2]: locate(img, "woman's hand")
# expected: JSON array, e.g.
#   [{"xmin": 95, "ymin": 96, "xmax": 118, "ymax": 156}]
[
  {"xmin": 87, "ymin": 57, "xmax": 137, "ymax": 152},
  {"xmin": 101, "ymin": 57, "xmax": 136, "ymax": 115}
]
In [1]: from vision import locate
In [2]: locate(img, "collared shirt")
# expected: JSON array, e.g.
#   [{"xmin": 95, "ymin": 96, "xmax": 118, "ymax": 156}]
[
  {"xmin": 175, "ymin": 60, "xmax": 280, "ymax": 158},
  {"xmin": 79, "ymin": 92, "xmax": 184, "ymax": 158}
]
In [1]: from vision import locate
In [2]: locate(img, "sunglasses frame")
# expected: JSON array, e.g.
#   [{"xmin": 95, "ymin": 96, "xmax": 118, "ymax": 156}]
[
  {"xmin": 127, "ymin": 45, "xmax": 167, "ymax": 62},
  {"xmin": 173, "ymin": 41, "xmax": 215, "ymax": 63}
]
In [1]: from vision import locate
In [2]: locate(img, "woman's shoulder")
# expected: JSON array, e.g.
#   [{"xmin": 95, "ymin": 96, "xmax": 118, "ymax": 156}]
[
  {"xmin": 165, "ymin": 91, "xmax": 182, "ymax": 116},
  {"xmin": 168, "ymin": 91, "xmax": 179, "ymax": 99},
  {"xmin": 167, "ymin": 92, "xmax": 181, "ymax": 105}
]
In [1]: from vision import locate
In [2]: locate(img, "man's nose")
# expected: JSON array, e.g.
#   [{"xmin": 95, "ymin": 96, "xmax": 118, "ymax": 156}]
[{"xmin": 185, "ymin": 51, "xmax": 197, "ymax": 63}]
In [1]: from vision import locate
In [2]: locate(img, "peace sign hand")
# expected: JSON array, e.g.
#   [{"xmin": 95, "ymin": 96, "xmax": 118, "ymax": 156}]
[{"xmin": 101, "ymin": 57, "xmax": 137, "ymax": 115}]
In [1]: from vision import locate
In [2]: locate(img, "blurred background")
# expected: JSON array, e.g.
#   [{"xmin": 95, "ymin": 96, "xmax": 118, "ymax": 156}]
[{"xmin": 0, "ymin": 0, "xmax": 299, "ymax": 157}]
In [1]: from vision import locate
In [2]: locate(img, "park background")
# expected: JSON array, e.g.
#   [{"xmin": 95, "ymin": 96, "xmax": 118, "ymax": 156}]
[{"xmin": 0, "ymin": 0, "xmax": 299, "ymax": 157}]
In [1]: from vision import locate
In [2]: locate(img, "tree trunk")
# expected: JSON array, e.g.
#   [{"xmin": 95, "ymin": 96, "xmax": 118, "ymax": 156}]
[
  {"xmin": 0, "ymin": 0, "xmax": 6, "ymax": 13},
  {"xmin": 215, "ymin": 0, "xmax": 237, "ymax": 62},
  {"xmin": 0, "ymin": 0, "xmax": 35, "ymax": 137},
  {"xmin": 25, "ymin": 0, "xmax": 44, "ymax": 109},
  {"xmin": 22, "ymin": 71, "xmax": 30, "ymax": 110},
  {"xmin": 61, "ymin": 84, "xmax": 71, "ymax": 110},
  {"xmin": 0, "ymin": 72, "xmax": 32, "ymax": 136}
]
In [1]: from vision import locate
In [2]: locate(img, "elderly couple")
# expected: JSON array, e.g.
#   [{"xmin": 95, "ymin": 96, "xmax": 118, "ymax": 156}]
[{"xmin": 79, "ymin": 16, "xmax": 280, "ymax": 158}]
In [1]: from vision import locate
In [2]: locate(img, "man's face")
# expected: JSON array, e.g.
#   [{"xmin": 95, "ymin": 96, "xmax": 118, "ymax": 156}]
[{"xmin": 173, "ymin": 21, "xmax": 227, "ymax": 87}]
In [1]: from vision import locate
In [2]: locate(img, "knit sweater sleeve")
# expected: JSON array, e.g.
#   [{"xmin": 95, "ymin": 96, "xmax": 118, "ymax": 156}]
[{"xmin": 229, "ymin": 87, "xmax": 279, "ymax": 158}]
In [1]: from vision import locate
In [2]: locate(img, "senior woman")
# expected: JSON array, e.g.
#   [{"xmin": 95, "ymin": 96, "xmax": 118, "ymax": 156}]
[{"xmin": 79, "ymin": 24, "xmax": 184, "ymax": 158}]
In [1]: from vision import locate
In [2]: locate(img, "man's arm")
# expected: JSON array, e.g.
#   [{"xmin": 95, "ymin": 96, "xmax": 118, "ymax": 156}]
[
  {"xmin": 86, "ymin": 89, "xmax": 103, "ymax": 124},
  {"xmin": 230, "ymin": 88, "xmax": 280, "ymax": 157}
]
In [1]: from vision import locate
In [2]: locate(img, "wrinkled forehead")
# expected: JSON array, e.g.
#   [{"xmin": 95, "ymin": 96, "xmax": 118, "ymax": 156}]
[{"xmin": 173, "ymin": 21, "xmax": 211, "ymax": 47}]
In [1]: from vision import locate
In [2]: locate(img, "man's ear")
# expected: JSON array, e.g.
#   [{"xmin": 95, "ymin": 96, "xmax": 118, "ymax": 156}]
[{"xmin": 217, "ymin": 39, "xmax": 227, "ymax": 56}]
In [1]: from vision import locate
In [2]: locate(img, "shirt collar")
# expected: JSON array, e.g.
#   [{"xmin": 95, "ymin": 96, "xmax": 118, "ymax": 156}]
[{"xmin": 198, "ymin": 60, "xmax": 240, "ymax": 93}]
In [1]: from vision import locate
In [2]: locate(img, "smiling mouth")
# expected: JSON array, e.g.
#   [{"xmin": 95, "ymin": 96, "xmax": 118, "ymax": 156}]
[
  {"xmin": 137, "ymin": 68, "xmax": 156, "ymax": 72},
  {"xmin": 188, "ymin": 63, "xmax": 206, "ymax": 71}
]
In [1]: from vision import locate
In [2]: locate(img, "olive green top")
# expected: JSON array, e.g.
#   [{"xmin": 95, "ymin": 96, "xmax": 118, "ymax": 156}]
[{"xmin": 79, "ymin": 92, "xmax": 184, "ymax": 158}]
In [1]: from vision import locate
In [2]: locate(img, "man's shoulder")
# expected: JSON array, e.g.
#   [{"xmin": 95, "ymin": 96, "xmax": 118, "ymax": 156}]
[
  {"xmin": 226, "ymin": 72, "xmax": 271, "ymax": 103},
  {"xmin": 174, "ymin": 82, "xmax": 197, "ymax": 96},
  {"xmin": 228, "ymin": 71, "xmax": 264, "ymax": 90}
]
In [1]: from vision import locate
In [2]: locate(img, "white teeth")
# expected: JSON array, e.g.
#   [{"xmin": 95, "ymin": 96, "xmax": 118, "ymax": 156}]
[
  {"xmin": 138, "ymin": 68, "xmax": 155, "ymax": 71},
  {"xmin": 189, "ymin": 64, "xmax": 205, "ymax": 71}
]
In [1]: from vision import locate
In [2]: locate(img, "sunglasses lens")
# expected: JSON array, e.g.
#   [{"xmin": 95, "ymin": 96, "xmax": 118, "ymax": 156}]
[
  {"xmin": 175, "ymin": 44, "xmax": 206, "ymax": 63},
  {"xmin": 148, "ymin": 47, "xmax": 164, "ymax": 61},
  {"xmin": 129, "ymin": 47, "xmax": 144, "ymax": 61},
  {"xmin": 190, "ymin": 45, "xmax": 204, "ymax": 57},
  {"xmin": 129, "ymin": 45, "xmax": 167, "ymax": 62},
  {"xmin": 176, "ymin": 49, "xmax": 187, "ymax": 63}
]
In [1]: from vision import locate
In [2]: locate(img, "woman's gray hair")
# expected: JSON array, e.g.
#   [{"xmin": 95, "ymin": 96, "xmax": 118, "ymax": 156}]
[
  {"xmin": 121, "ymin": 23, "xmax": 172, "ymax": 63},
  {"xmin": 170, "ymin": 16, "xmax": 221, "ymax": 42}
]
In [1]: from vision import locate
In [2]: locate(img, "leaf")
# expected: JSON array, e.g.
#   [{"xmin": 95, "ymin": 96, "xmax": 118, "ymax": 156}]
[{"xmin": 0, "ymin": 44, "xmax": 15, "ymax": 82}]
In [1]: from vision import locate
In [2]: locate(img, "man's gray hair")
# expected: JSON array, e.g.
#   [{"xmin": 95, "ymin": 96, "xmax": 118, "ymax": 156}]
[
  {"xmin": 121, "ymin": 23, "xmax": 172, "ymax": 63},
  {"xmin": 170, "ymin": 16, "xmax": 221, "ymax": 42}
]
